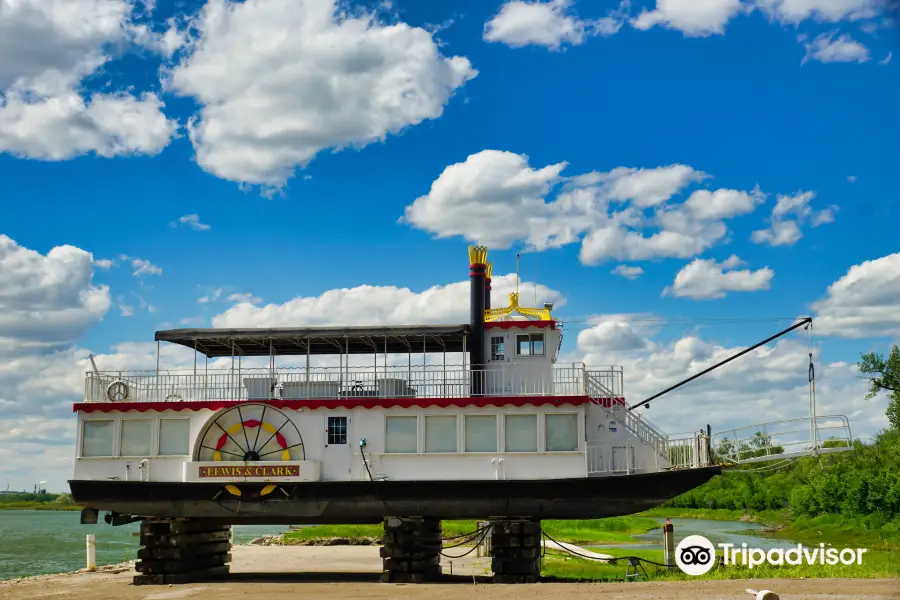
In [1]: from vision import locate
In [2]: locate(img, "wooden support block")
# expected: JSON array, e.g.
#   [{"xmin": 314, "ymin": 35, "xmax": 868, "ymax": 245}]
[
  {"xmin": 168, "ymin": 521, "xmax": 232, "ymax": 535},
  {"xmin": 140, "ymin": 530, "xmax": 231, "ymax": 547},
  {"xmin": 492, "ymin": 546, "xmax": 540, "ymax": 559},
  {"xmin": 493, "ymin": 573, "xmax": 538, "ymax": 584},
  {"xmin": 137, "ymin": 542, "xmax": 232, "ymax": 561},
  {"xmin": 135, "ymin": 553, "xmax": 231, "ymax": 575},
  {"xmin": 133, "ymin": 565, "xmax": 231, "ymax": 585}
]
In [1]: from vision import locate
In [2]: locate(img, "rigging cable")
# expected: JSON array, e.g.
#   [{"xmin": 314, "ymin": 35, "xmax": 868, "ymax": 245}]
[{"xmin": 540, "ymin": 528, "xmax": 671, "ymax": 569}]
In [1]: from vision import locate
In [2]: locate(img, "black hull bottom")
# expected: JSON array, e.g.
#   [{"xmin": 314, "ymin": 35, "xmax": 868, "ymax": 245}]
[{"xmin": 69, "ymin": 467, "xmax": 720, "ymax": 524}]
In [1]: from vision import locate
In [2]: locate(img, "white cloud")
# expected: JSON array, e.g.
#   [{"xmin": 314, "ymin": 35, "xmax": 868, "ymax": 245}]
[
  {"xmin": 812, "ymin": 252, "xmax": 900, "ymax": 339},
  {"xmin": 0, "ymin": 0, "xmax": 178, "ymax": 160},
  {"xmin": 602, "ymin": 164, "xmax": 707, "ymax": 209},
  {"xmin": 165, "ymin": 0, "xmax": 477, "ymax": 188},
  {"xmin": 879, "ymin": 51, "xmax": 893, "ymax": 65},
  {"xmin": 94, "ymin": 258, "xmax": 115, "ymax": 269},
  {"xmin": 172, "ymin": 213, "xmax": 210, "ymax": 231},
  {"xmin": 483, "ymin": 0, "xmax": 629, "ymax": 50},
  {"xmin": 847, "ymin": 175, "xmax": 857, "ymax": 183},
  {"xmin": 756, "ymin": 0, "xmax": 880, "ymax": 23},
  {"xmin": 683, "ymin": 186, "xmax": 766, "ymax": 220},
  {"xmin": 198, "ymin": 288, "xmax": 223, "ymax": 304},
  {"xmin": 751, "ymin": 190, "xmax": 836, "ymax": 246},
  {"xmin": 129, "ymin": 257, "xmax": 162, "ymax": 277},
  {"xmin": 212, "ymin": 273, "xmax": 565, "ymax": 329},
  {"xmin": 0, "ymin": 235, "xmax": 110, "ymax": 346},
  {"xmin": 576, "ymin": 314, "xmax": 653, "ymax": 353},
  {"xmin": 402, "ymin": 149, "xmax": 767, "ymax": 265},
  {"xmin": 751, "ymin": 219, "xmax": 803, "ymax": 246},
  {"xmin": 612, "ymin": 265, "xmax": 644, "ymax": 279},
  {"xmin": 663, "ymin": 255, "xmax": 774, "ymax": 299},
  {"xmin": 631, "ymin": 0, "xmax": 746, "ymax": 37},
  {"xmin": 226, "ymin": 292, "xmax": 262, "ymax": 305},
  {"xmin": 801, "ymin": 32, "xmax": 870, "ymax": 64}
]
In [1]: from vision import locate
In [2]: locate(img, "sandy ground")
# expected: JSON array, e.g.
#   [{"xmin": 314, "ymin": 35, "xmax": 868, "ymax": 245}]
[{"xmin": 0, "ymin": 546, "xmax": 897, "ymax": 600}]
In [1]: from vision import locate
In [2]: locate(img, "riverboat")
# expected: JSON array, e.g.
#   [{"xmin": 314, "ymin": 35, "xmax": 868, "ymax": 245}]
[{"xmin": 67, "ymin": 247, "xmax": 852, "ymax": 584}]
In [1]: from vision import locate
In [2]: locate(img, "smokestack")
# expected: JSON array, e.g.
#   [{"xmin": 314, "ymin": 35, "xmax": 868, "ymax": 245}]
[
  {"xmin": 468, "ymin": 246, "xmax": 488, "ymax": 396},
  {"xmin": 484, "ymin": 261, "xmax": 493, "ymax": 311}
]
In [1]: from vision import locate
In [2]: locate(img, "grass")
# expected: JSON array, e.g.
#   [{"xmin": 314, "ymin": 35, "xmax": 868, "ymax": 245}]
[
  {"xmin": 639, "ymin": 507, "xmax": 789, "ymax": 525},
  {"xmin": 541, "ymin": 546, "xmax": 900, "ymax": 581},
  {"xmin": 766, "ymin": 514, "xmax": 900, "ymax": 552},
  {"xmin": 0, "ymin": 493, "xmax": 78, "ymax": 511},
  {"xmin": 0, "ymin": 502, "xmax": 80, "ymax": 511},
  {"xmin": 281, "ymin": 516, "xmax": 660, "ymax": 546}
]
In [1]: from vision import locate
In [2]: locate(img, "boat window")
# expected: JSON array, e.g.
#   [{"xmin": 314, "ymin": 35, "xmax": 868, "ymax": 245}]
[
  {"xmin": 546, "ymin": 413, "xmax": 579, "ymax": 451},
  {"xmin": 158, "ymin": 419, "xmax": 190, "ymax": 456},
  {"xmin": 516, "ymin": 333, "xmax": 545, "ymax": 356},
  {"xmin": 490, "ymin": 336, "xmax": 505, "ymax": 361},
  {"xmin": 505, "ymin": 414, "xmax": 538, "ymax": 452},
  {"xmin": 327, "ymin": 416, "xmax": 348, "ymax": 445},
  {"xmin": 425, "ymin": 415, "xmax": 457, "ymax": 453},
  {"xmin": 385, "ymin": 416, "xmax": 417, "ymax": 453},
  {"xmin": 120, "ymin": 419, "xmax": 152, "ymax": 457},
  {"xmin": 464, "ymin": 414, "xmax": 497, "ymax": 452},
  {"xmin": 82, "ymin": 420, "xmax": 115, "ymax": 457}
]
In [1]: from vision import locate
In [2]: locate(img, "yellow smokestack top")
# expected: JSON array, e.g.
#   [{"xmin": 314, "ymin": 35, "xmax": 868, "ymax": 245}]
[
  {"xmin": 468, "ymin": 246, "xmax": 488, "ymax": 266},
  {"xmin": 485, "ymin": 261, "xmax": 493, "ymax": 278}
]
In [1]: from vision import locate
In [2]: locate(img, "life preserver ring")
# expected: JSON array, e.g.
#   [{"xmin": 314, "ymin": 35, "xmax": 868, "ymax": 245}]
[{"xmin": 106, "ymin": 380, "xmax": 129, "ymax": 402}]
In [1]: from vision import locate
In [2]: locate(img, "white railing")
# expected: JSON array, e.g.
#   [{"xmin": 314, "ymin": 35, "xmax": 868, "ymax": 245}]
[
  {"xmin": 83, "ymin": 364, "xmax": 604, "ymax": 403},
  {"xmin": 710, "ymin": 415, "xmax": 853, "ymax": 464},
  {"xmin": 584, "ymin": 367, "xmax": 624, "ymax": 398},
  {"xmin": 585, "ymin": 444, "xmax": 664, "ymax": 475},
  {"xmin": 619, "ymin": 409, "xmax": 668, "ymax": 459},
  {"xmin": 666, "ymin": 432, "xmax": 712, "ymax": 469}
]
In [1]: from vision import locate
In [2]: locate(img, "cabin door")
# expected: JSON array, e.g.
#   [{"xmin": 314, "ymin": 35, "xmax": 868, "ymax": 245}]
[{"xmin": 322, "ymin": 413, "xmax": 352, "ymax": 481}]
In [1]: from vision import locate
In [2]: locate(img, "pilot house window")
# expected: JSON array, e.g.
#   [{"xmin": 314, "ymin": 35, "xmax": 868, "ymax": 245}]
[
  {"xmin": 490, "ymin": 336, "xmax": 505, "ymax": 361},
  {"xmin": 516, "ymin": 333, "xmax": 545, "ymax": 356}
]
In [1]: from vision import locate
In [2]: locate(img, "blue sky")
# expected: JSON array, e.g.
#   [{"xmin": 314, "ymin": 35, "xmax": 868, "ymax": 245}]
[{"xmin": 1, "ymin": 0, "xmax": 899, "ymax": 490}]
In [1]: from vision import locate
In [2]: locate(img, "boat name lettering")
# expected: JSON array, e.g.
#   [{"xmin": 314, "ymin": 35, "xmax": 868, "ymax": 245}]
[{"xmin": 199, "ymin": 465, "xmax": 299, "ymax": 477}]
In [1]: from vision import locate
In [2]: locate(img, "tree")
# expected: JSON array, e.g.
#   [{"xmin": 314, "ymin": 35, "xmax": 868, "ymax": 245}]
[{"xmin": 859, "ymin": 344, "xmax": 900, "ymax": 430}]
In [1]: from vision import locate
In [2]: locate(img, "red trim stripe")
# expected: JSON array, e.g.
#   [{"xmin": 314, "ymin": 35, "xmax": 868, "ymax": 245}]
[{"xmin": 73, "ymin": 395, "xmax": 592, "ymax": 414}]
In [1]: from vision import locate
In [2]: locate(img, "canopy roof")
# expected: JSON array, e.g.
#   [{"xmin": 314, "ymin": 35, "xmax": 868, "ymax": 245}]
[{"xmin": 155, "ymin": 325, "xmax": 472, "ymax": 358}]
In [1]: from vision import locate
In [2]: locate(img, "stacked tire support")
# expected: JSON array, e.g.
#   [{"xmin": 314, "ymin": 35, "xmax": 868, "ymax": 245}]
[
  {"xmin": 133, "ymin": 520, "xmax": 232, "ymax": 585},
  {"xmin": 380, "ymin": 517, "xmax": 442, "ymax": 583},
  {"xmin": 490, "ymin": 520, "xmax": 541, "ymax": 583}
]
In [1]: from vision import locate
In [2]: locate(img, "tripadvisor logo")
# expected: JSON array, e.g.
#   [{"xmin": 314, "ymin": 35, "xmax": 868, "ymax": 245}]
[
  {"xmin": 675, "ymin": 535, "xmax": 717, "ymax": 575},
  {"xmin": 675, "ymin": 535, "xmax": 868, "ymax": 576}
]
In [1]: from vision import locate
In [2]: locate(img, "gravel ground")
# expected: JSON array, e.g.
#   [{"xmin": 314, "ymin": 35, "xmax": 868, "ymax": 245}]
[{"xmin": 0, "ymin": 546, "xmax": 897, "ymax": 600}]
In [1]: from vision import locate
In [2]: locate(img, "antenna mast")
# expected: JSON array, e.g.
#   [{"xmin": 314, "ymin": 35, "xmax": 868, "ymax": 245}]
[{"xmin": 515, "ymin": 252, "xmax": 520, "ymax": 295}]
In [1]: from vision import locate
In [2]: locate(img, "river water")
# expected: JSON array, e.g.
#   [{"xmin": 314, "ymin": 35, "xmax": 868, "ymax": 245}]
[{"xmin": 0, "ymin": 511, "xmax": 288, "ymax": 581}]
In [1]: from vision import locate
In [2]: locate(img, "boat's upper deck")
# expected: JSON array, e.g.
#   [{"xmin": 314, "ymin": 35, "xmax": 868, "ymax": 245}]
[{"xmin": 82, "ymin": 323, "xmax": 625, "ymax": 404}]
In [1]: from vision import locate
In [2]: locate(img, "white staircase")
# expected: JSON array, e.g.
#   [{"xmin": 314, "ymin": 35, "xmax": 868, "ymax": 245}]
[{"xmin": 584, "ymin": 370, "xmax": 669, "ymax": 461}]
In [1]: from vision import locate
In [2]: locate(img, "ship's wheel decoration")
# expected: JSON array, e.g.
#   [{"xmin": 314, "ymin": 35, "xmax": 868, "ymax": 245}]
[
  {"xmin": 106, "ymin": 380, "xmax": 129, "ymax": 402},
  {"xmin": 196, "ymin": 404, "xmax": 305, "ymax": 463}
]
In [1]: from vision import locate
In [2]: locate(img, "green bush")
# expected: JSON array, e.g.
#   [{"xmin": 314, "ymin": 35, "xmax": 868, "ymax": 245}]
[{"xmin": 663, "ymin": 429, "xmax": 900, "ymax": 521}]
